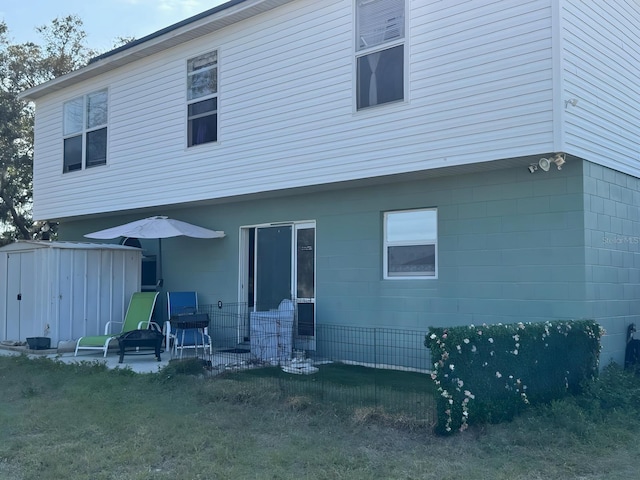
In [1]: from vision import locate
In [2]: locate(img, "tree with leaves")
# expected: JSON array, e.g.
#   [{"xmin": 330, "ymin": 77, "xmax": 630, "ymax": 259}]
[
  {"xmin": 0, "ymin": 15, "xmax": 100, "ymax": 244},
  {"xmin": 0, "ymin": 86, "xmax": 32, "ymax": 240}
]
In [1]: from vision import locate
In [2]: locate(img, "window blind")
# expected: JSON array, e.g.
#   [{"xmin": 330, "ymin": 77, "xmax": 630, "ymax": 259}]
[{"xmin": 357, "ymin": 0, "xmax": 405, "ymax": 51}]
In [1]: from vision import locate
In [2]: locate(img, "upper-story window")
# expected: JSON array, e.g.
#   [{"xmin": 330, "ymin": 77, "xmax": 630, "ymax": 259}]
[
  {"xmin": 63, "ymin": 89, "xmax": 108, "ymax": 173},
  {"xmin": 356, "ymin": 0, "xmax": 405, "ymax": 110},
  {"xmin": 187, "ymin": 50, "xmax": 218, "ymax": 147}
]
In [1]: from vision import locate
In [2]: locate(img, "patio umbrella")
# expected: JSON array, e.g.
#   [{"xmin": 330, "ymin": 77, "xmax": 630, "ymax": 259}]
[{"xmin": 84, "ymin": 215, "xmax": 225, "ymax": 288}]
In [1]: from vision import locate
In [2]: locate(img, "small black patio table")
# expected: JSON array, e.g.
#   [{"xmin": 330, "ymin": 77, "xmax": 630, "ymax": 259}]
[
  {"xmin": 169, "ymin": 313, "xmax": 210, "ymax": 360},
  {"xmin": 117, "ymin": 329, "xmax": 164, "ymax": 363}
]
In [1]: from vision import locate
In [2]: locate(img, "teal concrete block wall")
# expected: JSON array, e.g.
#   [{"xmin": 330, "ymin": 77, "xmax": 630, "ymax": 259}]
[
  {"xmin": 58, "ymin": 158, "xmax": 640, "ymax": 367},
  {"xmin": 61, "ymin": 160, "xmax": 591, "ymax": 350},
  {"xmin": 584, "ymin": 162, "xmax": 640, "ymax": 365},
  {"xmin": 316, "ymin": 166, "xmax": 587, "ymax": 334}
]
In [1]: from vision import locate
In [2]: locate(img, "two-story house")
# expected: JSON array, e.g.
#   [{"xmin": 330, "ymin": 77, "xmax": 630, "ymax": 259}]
[{"xmin": 17, "ymin": 0, "xmax": 640, "ymax": 365}]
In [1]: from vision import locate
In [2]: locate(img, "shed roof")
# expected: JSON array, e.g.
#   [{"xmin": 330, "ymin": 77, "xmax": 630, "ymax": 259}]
[{"xmin": 0, "ymin": 241, "xmax": 141, "ymax": 252}]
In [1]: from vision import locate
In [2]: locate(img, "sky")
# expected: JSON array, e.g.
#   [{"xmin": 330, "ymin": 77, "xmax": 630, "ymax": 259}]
[{"xmin": 1, "ymin": 0, "xmax": 228, "ymax": 53}]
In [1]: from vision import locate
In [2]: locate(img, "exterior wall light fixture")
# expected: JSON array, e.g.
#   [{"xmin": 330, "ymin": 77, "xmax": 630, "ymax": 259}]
[{"xmin": 528, "ymin": 153, "xmax": 566, "ymax": 174}]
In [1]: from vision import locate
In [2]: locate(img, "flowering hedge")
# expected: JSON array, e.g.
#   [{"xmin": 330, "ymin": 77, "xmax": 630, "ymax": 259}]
[{"xmin": 425, "ymin": 320, "xmax": 604, "ymax": 434}]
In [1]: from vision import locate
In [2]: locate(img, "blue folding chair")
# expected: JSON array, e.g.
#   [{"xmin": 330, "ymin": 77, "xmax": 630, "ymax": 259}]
[{"xmin": 166, "ymin": 292, "xmax": 212, "ymax": 358}]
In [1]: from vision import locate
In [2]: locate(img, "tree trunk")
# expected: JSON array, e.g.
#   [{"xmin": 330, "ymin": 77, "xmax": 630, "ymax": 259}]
[{"xmin": 0, "ymin": 191, "xmax": 31, "ymax": 239}]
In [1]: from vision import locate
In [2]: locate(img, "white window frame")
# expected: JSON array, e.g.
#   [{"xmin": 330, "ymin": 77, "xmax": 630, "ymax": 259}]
[
  {"xmin": 62, "ymin": 88, "xmax": 108, "ymax": 173},
  {"xmin": 383, "ymin": 208, "xmax": 438, "ymax": 280},
  {"xmin": 186, "ymin": 50, "xmax": 218, "ymax": 147},
  {"xmin": 355, "ymin": 0, "xmax": 406, "ymax": 111}
]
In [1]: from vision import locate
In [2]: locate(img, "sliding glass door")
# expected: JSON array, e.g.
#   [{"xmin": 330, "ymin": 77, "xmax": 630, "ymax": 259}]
[
  {"xmin": 295, "ymin": 224, "xmax": 315, "ymax": 343},
  {"xmin": 240, "ymin": 221, "xmax": 316, "ymax": 345},
  {"xmin": 255, "ymin": 225, "xmax": 292, "ymax": 311}
]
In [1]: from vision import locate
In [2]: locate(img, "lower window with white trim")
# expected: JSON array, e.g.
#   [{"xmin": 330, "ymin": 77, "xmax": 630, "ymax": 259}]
[{"xmin": 383, "ymin": 208, "xmax": 437, "ymax": 279}]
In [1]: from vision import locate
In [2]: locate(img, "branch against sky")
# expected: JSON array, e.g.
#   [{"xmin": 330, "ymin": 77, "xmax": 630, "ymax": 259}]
[{"xmin": 0, "ymin": 16, "xmax": 97, "ymax": 243}]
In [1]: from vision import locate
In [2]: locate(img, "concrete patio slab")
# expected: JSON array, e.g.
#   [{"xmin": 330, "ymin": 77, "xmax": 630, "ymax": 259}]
[{"xmin": 0, "ymin": 344, "xmax": 171, "ymax": 374}]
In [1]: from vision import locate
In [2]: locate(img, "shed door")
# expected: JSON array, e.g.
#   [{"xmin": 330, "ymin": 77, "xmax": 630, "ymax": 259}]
[{"xmin": 5, "ymin": 252, "xmax": 36, "ymax": 341}]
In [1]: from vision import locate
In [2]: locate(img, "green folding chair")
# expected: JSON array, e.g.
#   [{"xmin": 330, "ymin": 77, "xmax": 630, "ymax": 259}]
[{"xmin": 74, "ymin": 291, "xmax": 159, "ymax": 357}]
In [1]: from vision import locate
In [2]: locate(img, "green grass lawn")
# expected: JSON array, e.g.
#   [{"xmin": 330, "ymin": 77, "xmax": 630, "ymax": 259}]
[
  {"xmin": 229, "ymin": 362, "xmax": 433, "ymax": 391},
  {"xmin": 225, "ymin": 362, "xmax": 437, "ymax": 423},
  {"xmin": 2, "ymin": 354, "xmax": 640, "ymax": 479}
]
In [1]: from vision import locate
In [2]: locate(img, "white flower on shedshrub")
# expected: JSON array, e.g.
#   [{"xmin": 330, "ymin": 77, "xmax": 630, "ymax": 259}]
[
  {"xmin": 488, "ymin": 338, "xmax": 494, "ymax": 343},
  {"xmin": 496, "ymin": 371, "xmax": 502, "ymax": 378},
  {"xmin": 463, "ymin": 338, "xmax": 470, "ymax": 344}
]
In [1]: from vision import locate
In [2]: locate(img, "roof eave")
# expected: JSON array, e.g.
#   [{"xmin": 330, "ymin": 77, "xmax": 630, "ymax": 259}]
[{"xmin": 19, "ymin": 0, "xmax": 295, "ymax": 101}]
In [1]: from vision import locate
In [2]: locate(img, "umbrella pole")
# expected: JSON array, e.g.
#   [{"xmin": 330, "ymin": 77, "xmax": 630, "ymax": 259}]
[
  {"xmin": 157, "ymin": 238, "xmax": 163, "ymax": 289},
  {"xmin": 156, "ymin": 238, "xmax": 166, "ymax": 330}
]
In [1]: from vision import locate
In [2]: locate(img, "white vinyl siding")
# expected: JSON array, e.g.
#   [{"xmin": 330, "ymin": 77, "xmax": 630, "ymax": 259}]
[
  {"xmin": 33, "ymin": 0, "xmax": 639, "ymax": 220},
  {"xmin": 561, "ymin": 0, "xmax": 640, "ymax": 176}
]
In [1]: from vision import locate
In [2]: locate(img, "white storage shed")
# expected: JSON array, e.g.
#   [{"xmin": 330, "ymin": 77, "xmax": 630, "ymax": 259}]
[{"xmin": 0, "ymin": 241, "xmax": 142, "ymax": 348}]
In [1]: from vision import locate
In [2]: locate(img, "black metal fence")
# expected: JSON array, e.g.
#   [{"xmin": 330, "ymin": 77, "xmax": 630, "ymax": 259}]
[{"xmin": 192, "ymin": 302, "xmax": 435, "ymax": 423}]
